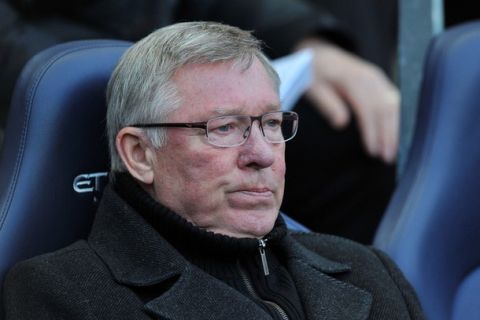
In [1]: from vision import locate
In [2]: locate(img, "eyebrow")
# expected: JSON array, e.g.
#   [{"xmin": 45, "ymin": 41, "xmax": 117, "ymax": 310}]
[{"xmin": 212, "ymin": 103, "xmax": 281, "ymax": 116}]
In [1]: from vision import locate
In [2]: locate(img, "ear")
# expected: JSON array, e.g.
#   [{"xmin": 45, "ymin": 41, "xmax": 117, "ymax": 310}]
[{"xmin": 116, "ymin": 127, "xmax": 156, "ymax": 184}]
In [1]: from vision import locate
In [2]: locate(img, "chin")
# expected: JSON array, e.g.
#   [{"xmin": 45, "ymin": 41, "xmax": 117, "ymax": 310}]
[{"xmin": 231, "ymin": 210, "xmax": 278, "ymax": 238}]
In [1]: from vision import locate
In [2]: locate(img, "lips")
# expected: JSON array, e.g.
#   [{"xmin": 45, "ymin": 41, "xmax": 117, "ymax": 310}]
[
  {"xmin": 226, "ymin": 185, "xmax": 277, "ymax": 210},
  {"xmin": 238, "ymin": 190, "xmax": 274, "ymax": 200},
  {"xmin": 231, "ymin": 185, "xmax": 275, "ymax": 194},
  {"xmin": 240, "ymin": 187, "xmax": 272, "ymax": 194}
]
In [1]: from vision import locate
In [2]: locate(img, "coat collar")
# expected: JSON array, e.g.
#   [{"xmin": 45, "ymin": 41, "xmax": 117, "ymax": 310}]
[
  {"xmin": 280, "ymin": 236, "xmax": 372, "ymax": 319},
  {"xmin": 89, "ymin": 186, "xmax": 372, "ymax": 319}
]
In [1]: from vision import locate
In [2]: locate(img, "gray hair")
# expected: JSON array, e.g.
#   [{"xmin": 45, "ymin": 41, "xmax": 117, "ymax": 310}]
[{"xmin": 106, "ymin": 21, "xmax": 280, "ymax": 172}]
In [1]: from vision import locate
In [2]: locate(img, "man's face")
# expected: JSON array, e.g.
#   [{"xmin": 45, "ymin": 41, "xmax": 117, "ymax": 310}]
[{"xmin": 149, "ymin": 58, "xmax": 285, "ymax": 238}]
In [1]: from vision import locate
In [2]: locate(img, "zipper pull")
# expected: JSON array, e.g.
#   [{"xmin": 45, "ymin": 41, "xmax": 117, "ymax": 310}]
[{"xmin": 258, "ymin": 239, "xmax": 270, "ymax": 276}]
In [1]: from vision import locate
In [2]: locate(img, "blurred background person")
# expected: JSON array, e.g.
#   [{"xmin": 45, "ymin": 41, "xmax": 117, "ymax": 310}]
[{"xmin": 282, "ymin": 0, "xmax": 399, "ymax": 244}]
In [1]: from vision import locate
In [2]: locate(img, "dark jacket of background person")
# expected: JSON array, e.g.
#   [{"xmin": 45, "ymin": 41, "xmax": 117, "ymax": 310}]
[
  {"xmin": 0, "ymin": 0, "xmax": 349, "ymax": 130},
  {"xmin": 3, "ymin": 177, "xmax": 425, "ymax": 319}
]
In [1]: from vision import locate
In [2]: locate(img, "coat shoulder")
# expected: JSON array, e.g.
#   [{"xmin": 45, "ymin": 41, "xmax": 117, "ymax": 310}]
[
  {"xmin": 3, "ymin": 240, "xmax": 147, "ymax": 319},
  {"xmin": 3, "ymin": 241, "xmax": 109, "ymax": 319},
  {"xmin": 289, "ymin": 232, "xmax": 426, "ymax": 320},
  {"xmin": 3, "ymin": 240, "xmax": 111, "ymax": 300},
  {"xmin": 289, "ymin": 231, "xmax": 407, "ymax": 278},
  {"xmin": 6, "ymin": 240, "xmax": 99, "ymax": 280},
  {"xmin": 290, "ymin": 231, "xmax": 382, "ymax": 263}
]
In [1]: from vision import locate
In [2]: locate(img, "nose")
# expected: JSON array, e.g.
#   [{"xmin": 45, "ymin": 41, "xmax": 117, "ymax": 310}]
[{"xmin": 237, "ymin": 121, "xmax": 277, "ymax": 169}]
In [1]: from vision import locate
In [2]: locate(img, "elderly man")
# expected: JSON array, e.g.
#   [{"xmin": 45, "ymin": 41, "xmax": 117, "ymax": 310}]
[{"xmin": 3, "ymin": 22, "xmax": 423, "ymax": 319}]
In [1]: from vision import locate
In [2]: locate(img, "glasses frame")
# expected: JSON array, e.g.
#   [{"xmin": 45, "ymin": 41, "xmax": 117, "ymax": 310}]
[{"xmin": 130, "ymin": 111, "xmax": 299, "ymax": 147}]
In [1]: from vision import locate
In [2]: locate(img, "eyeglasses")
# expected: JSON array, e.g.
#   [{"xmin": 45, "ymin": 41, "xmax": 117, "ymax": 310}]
[{"xmin": 130, "ymin": 111, "xmax": 299, "ymax": 147}]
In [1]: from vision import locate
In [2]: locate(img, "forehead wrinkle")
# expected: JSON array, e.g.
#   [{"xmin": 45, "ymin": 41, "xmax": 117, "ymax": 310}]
[{"xmin": 211, "ymin": 103, "xmax": 281, "ymax": 117}]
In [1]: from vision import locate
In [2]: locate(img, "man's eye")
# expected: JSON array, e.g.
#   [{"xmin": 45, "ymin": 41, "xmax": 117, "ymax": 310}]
[
  {"xmin": 217, "ymin": 124, "xmax": 233, "ymax": 132},
  {"xmin": 211, "ymin": 123, "xmax": 237, "ymax": 134},
  {"xmin": 265, "ymin": 119, "xmax": 281, "ymax": 128}
]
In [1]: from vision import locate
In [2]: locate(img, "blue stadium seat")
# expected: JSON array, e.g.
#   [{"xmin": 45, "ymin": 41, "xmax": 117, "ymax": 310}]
[
  {"xmin": 374, "ymin": 21, "xmax": 480, "ymax": 320},
  {"xmin": 0, "ymin": 40, "xmax": 133, "ymax": 294},
  {"xmin": 0, "ymin": 39, "xmax": 309, "ymax": 298}
]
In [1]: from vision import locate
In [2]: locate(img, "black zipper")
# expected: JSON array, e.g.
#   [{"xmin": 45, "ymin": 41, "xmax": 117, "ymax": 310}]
[
  {"xmin": 258, "ymin": 238, "xmax": 270, "ymax": 276},
  {"xmin": 236, "ymin": 239, "xmax": 289, "ymax": 320}
]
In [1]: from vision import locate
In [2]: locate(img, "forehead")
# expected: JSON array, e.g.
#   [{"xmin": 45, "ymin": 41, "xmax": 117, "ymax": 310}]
[{"xmin": 169, "ymin": 58, "xmax": 280, "ymax": 120}]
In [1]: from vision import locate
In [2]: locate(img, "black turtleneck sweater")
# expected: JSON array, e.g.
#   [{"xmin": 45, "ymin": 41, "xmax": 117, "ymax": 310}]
[{"xmin": 114, "ymin": 174, "xmax": 305, "ymax": 320}]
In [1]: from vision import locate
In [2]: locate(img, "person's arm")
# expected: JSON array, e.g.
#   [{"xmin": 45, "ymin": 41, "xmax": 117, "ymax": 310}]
[
  {"xmin": 178, "ymin": 0, "xmax": 352, "ymax": 58},
  {"xmin": 296, "ymin": 38, "xmax": 399, "ymax": 163}
]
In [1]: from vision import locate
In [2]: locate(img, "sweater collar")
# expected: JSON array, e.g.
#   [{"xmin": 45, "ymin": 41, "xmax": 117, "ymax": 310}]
[{"xmin": 88, "ymin": 176, "xmax": 350, "ymax": 287}]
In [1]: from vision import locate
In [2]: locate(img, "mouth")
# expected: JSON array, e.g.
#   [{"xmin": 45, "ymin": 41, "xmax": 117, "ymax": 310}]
[
  {"xmin": 227, "ymin": 186, "xmax": 277, "ymax": 209},
  {"xmin": 238, "ymin": 188, "xmax": 273, "ymax": 197},
  {"xmin": 232, "ymin": 184, "xmax": 274, "ymax": 193}
]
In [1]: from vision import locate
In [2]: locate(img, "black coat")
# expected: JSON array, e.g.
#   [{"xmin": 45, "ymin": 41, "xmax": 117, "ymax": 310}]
[{"xmin": 3, "ymin": 186, "xmax": 424, "ymax": 319}]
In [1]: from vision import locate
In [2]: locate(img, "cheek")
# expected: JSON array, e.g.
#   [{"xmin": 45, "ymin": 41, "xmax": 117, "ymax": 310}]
[
  {"xmin": 153, "ymin": 147, "xmax": 235, "ymax": 220},
  {"xmin": 273, "ymin": 148, "xmax": 286, "ymax": 178},
  {"xmin": 180, "ymin": 152, "xmax": 233, "ymax": 186},
  {"xmin": 161, "ymin": 134, "xmax": 231, "ymax": 185},
  {"xmin": 176, "ymin": 149, "xmax": 234, "ymax": 193},
  {"xmin": 272, "ymin": 150, "xmax": 286, "ymax": 202},
  {"xmin": 174, "ymin": 150, "xmax": 238, "ymax": 223}
]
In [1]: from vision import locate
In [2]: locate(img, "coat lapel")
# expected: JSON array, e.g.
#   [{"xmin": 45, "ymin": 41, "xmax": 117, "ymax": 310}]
[
  {"xmin": 89, "ymin": 187, "xmax": 271, "ymax": 320},
  {"xmin": 141, "ymin": 235, "xmax": 373, "ymax": 320},
  {"xmin": 143, "ymin": 265, "xmax": 271, "ymax": 320},
  {"xmin": 282, "ymin": 236, "xmax": 372, "ymax": 320}
]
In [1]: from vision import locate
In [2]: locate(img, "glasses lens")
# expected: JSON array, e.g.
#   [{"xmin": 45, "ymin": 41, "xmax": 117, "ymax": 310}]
[
  {"xmin": 262, "ymin": 111, "xmax": 298, "ymax": 143},
  {"xmin": 206, "ymin": 115, "xmax": 250, "ymax": 147},
  {"xmin": 206, "ymin": 112, "xmax": 298, "ymax": 147}
]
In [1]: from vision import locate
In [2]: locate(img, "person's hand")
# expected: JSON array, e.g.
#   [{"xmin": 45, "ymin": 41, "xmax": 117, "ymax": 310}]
[{"xmin": 296, "ymin": 38, "xmax": 399, "ymax": 163}]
